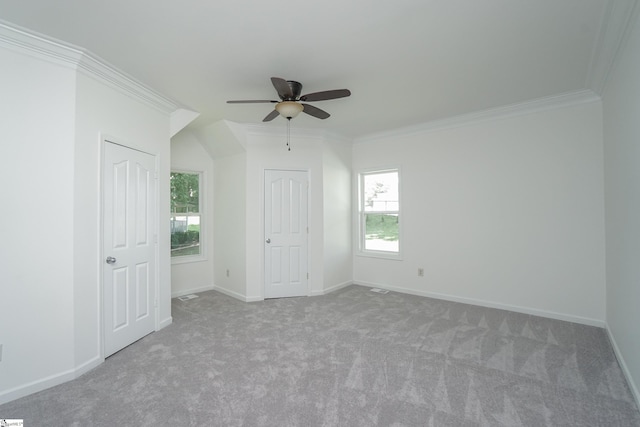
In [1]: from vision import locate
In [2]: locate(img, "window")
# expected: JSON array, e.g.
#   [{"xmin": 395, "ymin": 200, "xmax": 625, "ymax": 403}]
[
  {"xmin": 358, "ymin": 169, "xmax": 400, "ymax": 257},
  {"xmin": 170, "ymin": 171, "xmax": 202, "ymax": 259}
]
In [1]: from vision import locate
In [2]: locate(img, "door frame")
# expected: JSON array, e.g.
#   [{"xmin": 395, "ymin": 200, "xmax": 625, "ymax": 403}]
[
  {"xmin": 100, "ymin": 136, "xmax": 160, "ymax": 359},
  {"xmin": 262, "ymin": 168, "xmax": 310, "ymax": 299}
]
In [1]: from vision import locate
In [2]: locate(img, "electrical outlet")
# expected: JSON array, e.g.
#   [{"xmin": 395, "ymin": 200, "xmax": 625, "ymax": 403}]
[{"xmin": 418, "ymin": 268, "xmax": 424, "ymax": 277}]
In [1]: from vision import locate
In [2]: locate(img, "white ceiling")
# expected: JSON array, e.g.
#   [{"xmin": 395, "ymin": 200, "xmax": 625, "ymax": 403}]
[{"xmin": 0, "ymin": 0, "xmax": 615, "ymax": 139}]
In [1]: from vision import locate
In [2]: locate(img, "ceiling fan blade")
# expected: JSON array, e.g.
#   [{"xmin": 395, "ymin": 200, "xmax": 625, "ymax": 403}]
[
  {"xmin": 271, "ymin": 77, "xmax": 293, "ymax": 100},
  {"xmin": 227, "ymin": 100, "xmax": 277, "ymax": 104},
  {"xmin": 263, "ymin": 109, "xmax": 280, "ymax": 122},
  {"xmin": 301, "ymin": 103, "xmax": 330, "ymax": 120},
  {"xmin": 300, "ymin": 89, "xmax": 351, "ymax": 102}
]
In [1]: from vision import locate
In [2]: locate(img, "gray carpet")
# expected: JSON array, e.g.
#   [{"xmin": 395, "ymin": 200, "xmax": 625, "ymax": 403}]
[{"xmin": 1, "ymin": 285, "xmax": 639, "ymax": 426}]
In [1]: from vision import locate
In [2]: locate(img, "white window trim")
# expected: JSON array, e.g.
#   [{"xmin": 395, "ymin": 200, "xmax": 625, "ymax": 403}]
[
  {"xmin": 171, "ymin": 169, "xmax": 206, "ymax": 264},
  {"xmin": 356, "ymin": 167, "xmax": 402, "ymax": 261}
]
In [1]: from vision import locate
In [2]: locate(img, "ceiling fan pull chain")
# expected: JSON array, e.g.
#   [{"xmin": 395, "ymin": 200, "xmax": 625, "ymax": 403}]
[{"xmin": 287, "ymin": 118, "xmax": 291, "ymax": 151}]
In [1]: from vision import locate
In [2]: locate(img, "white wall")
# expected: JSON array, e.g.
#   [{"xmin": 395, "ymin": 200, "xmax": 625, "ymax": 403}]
[
  {"xmin": 0, "ymin": 43, "xmax": 78, "ymax": 402},
  {"xmin": 353, "ymin": 99, "xmax": 606, "ymax": 325},
  {"xmin": 245, "ymin": 129, "xmax": 326, "ymax": 300},
  {"xmin": 75, "ymin": 69, "xmax": 175, "ymax": 361},
  {"xmin": 322, "ymin": 138, "xmax": 353, "ymax": 293},
  {"xmin": 242, "ymin": 129, "xmax": 353, "ymax": 299},
  {"xmin": 170, "ymin": 130, "xmax": 215, "ymax": 297},
  {"xmin": 0, "ymin": 25, "xmax": 177, "ymax": 405},
  {"xmin": 602, "ymin": 7, "xmax": 640, "ymax": 404},
  {"xmin": 74, "ymin": 69, "xmax": 174, "ymax": 356},
  {"xmin": 214, "ymin": 152, "xmax": 247, "ymax": 299}
]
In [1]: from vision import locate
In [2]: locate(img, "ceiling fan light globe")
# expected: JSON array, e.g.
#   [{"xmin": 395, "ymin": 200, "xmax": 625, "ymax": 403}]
[{"xmin": 275, "ymin": 101, "xmax": 304, "ymax": 119}]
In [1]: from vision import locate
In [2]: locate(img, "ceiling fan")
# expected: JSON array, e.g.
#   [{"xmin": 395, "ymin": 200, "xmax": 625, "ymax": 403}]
[{"xmin": 227, "ymin": 77, "xmax": 351, "ymax": 122}]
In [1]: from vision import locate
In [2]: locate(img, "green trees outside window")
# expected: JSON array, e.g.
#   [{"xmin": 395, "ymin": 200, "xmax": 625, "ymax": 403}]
[{"xmin": 170, "ymin": 172, "xmax": 201, "ymax": 257}]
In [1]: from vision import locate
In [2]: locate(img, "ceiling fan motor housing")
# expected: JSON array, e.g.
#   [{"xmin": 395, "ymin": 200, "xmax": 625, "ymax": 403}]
[{"xmin": 284, "ymin": 80, "xmax": 303, "ymax": 100}]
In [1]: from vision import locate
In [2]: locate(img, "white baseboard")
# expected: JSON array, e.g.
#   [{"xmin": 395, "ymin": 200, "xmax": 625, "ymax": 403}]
[
  {"xmin": 352, "ymin": 281, "xmax": 606, "ymax": 328},
  {"xmin": 213, "ymin": 281, "xmax": 353, "ymax": 301},
  {"xmin": 309, "ymin": 280, "xmax": 353, "ymax": 296},
  {"xmin": 171, "ymin": 284, "xmax": 215, "ymax": 299},
  {"xmin": 0, "ymin": 355, "xmax": 103, "ymax": 406},
  {"xmin": 158, "ymin": 316, "xmax": 173, "ymax": 330},
  {"xmin": 606, "ymin": 325, "xmax": 640, "ymax": 409},
  {"xmin": 326, "ymin": 280, "xmax": 353, "ymax": 294},
  {"xmin": 211, "ymin": 285, "xmax": 259, "ymax": 302},
  {"xmin": 73, "ymin": 355, "xmax": 103, "ymax": 378},
  {"xmin": 172, "ymin": 283, "xmax": 255, "ymax": 302}
]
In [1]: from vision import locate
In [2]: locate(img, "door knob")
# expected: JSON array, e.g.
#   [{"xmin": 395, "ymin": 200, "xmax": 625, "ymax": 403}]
[
  {"xmin": 265, "ymin": 238, "xmax": 271, "ymax": 244},
  {"xmin": 106, "ymin": 256, "xmax": 117, "ymax": 264}
]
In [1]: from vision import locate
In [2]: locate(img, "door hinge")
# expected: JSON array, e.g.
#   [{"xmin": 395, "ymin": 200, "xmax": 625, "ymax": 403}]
[{"xmin": 307, "ymin": 273, "xmax": 309, "ymax": 280}]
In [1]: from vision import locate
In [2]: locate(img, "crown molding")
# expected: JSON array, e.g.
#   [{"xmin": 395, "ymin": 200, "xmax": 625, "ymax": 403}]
[
  {"xmin": 354, "ymin": 89, "xmax": 601, "ymax": 144},
  {"xmin": 586, "ymin": 0, "xmax": 640, "ymax": 95},
  {"xmin": 75, "ymin": 52, "xmax": 181, "ymax": 114},
  {"xmin": 0, "ymin": 20, "xmax": 183, "ymax": 114}
]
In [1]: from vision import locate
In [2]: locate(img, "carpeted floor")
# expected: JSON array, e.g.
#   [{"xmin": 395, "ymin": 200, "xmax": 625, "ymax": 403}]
[{"xmin": 1, "ymin": 285, "xmax": 639, "ymax": 426}]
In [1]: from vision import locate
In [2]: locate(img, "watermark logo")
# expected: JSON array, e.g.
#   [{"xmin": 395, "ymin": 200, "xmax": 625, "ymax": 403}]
[{"xmin": 0, "ymin": 420, "xmax": 24, "ymax": 427}]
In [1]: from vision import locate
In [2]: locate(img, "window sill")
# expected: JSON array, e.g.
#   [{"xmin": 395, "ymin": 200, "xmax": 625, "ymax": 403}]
[
  {"xmin": 171, "ymin": 255, "xmax": 207, "ymax": 265},
  {"xmin": 356, "ymin": 251, "xmax": 402, "ymax": 261}
]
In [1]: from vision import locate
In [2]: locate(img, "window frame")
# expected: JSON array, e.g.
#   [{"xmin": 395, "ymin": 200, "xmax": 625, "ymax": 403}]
[
  {"xmin": 170, "ymin": 169, "xmax": 205, "ymax": 264},
  {"xmin": 356, "ymin": 167, "xmax": 402, "ymax": 260}
]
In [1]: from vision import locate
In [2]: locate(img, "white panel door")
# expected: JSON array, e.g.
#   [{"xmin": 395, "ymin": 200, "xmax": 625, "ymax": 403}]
[
  {"xmin": 264, "ymin": 170, "xmax": 308, "ymax": 298},
  {"xmin": 103, "ymin": 141, "xmax": 156, "ymax": 356}
]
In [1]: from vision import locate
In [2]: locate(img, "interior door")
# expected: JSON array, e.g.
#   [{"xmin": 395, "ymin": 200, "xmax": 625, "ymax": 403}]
[
  {"xmin": 103, "ymin": 141, "xmax": 156, "ymax": 357},
  {"xmin": 264, "ymin": 169, "xmax": 309, "ymax": 298}
]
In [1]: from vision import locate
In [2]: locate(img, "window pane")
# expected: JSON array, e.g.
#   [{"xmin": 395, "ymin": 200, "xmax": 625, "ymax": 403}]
[
  {"xmin": 171, "ymin": 171, "xmax": 201, "ymax": 257},
  {"xmin": 363, "ymin": 171, "xmax": 398, "ymax": 212},
  {"xmin": 171, "ymin": 214, "xmax": 200, "ymax": 257},
  {"xmin": 364, "ymin": 213, "xmax": 399, "ymax": 252},
  {"xmin": 170, "ymin": 172, "xmax": 199, "ymax": 213}
]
